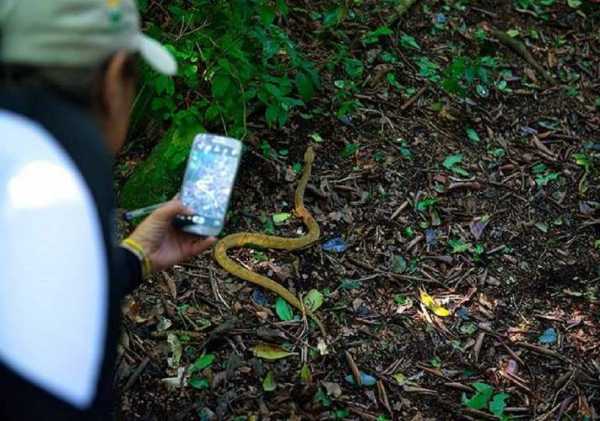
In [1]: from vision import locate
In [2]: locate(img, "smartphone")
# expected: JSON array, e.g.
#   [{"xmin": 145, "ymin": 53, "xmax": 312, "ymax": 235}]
[{"xmin": 175, "ymin": 134, "xmax": 242, "ymax": 236}]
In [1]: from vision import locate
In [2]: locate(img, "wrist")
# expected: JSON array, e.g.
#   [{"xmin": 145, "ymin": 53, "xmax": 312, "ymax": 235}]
[{"xmin": 121, "ymin": 237, "xmax": 152, "ymax": 278}]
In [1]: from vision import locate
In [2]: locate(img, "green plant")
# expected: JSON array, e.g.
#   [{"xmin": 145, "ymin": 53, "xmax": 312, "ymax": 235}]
[
  {"xmin": 124, "ymin": 0, "xmax": 320, "ymax": 207},
  {"xmin": 462, "ymin": 382, "xmax": 510, "ymax": 420},
  {"xmin": 442, "ymin": 56, "xmax": 498, "ymax": 97},
  {"xmin": 142, "ymin": 0, "xmax": 319, "ymax": 136},
  {"xmin": 514, "ymin": 0, "xmax": 555, "ymax": 19}
]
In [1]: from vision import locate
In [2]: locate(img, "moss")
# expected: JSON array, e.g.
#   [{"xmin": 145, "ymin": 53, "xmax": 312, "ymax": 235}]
[{"xmin": 120, "ymin": 121, "xmax": 203, "ymax": 209}]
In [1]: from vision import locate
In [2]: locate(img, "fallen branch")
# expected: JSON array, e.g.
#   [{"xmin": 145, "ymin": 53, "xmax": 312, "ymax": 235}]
[{"xmin": 489, "ymin": 27, "xmax": 556, "ymax": 85}]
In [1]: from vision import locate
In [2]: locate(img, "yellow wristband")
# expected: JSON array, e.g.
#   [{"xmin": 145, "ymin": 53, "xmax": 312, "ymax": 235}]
[{"xmin": 121, "ymin": 238, "xmax": 152, "ymax": 278}]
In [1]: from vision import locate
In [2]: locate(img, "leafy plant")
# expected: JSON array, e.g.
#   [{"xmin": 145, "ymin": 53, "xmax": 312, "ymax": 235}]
[
  {"xmin": 462, "ymin": 382, "xmax": 510, "ymax": 420},
  {"xmin": 514, "ymin": 0, "xmax": 556, "ymax": 19},
  {"xmin": 442, "ymin": 56, "xmax": 498, "ymax": 97}
]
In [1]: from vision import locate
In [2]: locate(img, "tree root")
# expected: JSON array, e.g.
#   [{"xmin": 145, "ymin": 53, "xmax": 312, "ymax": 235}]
[{"xmin": 490, "ymin": 27, "xmax": 556, "ymax": 85}]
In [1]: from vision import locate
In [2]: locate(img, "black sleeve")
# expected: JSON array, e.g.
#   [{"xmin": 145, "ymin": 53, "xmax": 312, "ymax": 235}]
[{"xmin": 115, "ymin": 246, "xmax": 144, "ymax": 295}]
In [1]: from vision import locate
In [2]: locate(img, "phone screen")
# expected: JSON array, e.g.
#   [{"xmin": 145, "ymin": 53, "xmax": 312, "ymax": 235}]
[{"xmin": 179, "ymin": 134, "xmax": 241, "ymax": 235}]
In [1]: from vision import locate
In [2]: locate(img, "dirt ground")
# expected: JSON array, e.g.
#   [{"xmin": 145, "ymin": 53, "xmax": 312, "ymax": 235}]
[{"xmin": 116, "ymin": 1, "xmax": 600, "ymax": 420}]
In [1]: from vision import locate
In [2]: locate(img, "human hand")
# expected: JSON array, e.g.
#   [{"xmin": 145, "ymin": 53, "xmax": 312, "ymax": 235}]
[{"xmin": 127, "ymin": 199, "xmax": 216, "ymax": 272}]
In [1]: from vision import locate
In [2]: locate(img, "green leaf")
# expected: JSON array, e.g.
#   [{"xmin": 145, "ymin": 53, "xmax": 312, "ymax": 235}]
[
  {"xmin": 489, "ymin": 393, "xmax": 509, "ymax": 417},
  {"xmin": 362, "ymin": 26, "xmax": 393, "ymax": 44},
  {"xmin": 299, "ymin": 363, "xmax": 312, "ymax": 383},
  {"xmin": 252, "ymin": 343, "xmax": 295, "ymax": 360},
  {"xmin": 535, "ymin": 222, "xmax": 549, "ymax": 233},
  {"xmin": 567, "ymin": 0, "xmax": 582, "ymax": 7},
  {"xmin": 212, "ymin": 74, "xmax": 231, "ymax": 98},
  {"xmin": 296, "ymin": 72, "xmax": 315, "ymax": 102},
  {"xmin": 309, "ymin": 132, "xmax": 324, "ymax": 143},
  {"xmin": 292, "ymin": 162, "xmax": 303, "ymax": 173},
  {"xmin": 574, "ymin": 153, "xmax": 590, "ymax": 170},
  {"xmin": 275, "ymin": 297, "xmax": 294, "ymax": 321},
  {"xmin": 460, "ymin": 322, "xmax": 478, "ymax": 335},
  {"xmin": 443, "ymin": 154, "xmax": 463, "ymax": 170},
  {"xmin": 416, "ymin": 197, "xmax": 437, "ymax": 212},
  {"xmin": 392, "ymin": 255, "xmax": 407, "ymax": 273},
  {"xmin": 462, "ymin": 382, "xmax": 494, "ymax": 410},
  {"xmin": 466, "ymin": 128, "xmax": 480, "ymax": 143},
  {"xmin": 272, "ymin": 212, "xmax": 291, "ymax": 225},
  {"xmin": 259, "ymin": 5, "xmax": 276, "ymax": 25},
  {"xmin": 188, "ymin": 377, "xmax": 209, "ymax": 390},
  {"xmin": 506, "ymin": 29, "xmax": 520, "ymax": 38},
  {"xmin": 344, "ymin": 58, "xmax": 364, "ymax": 79},
  {"xmin": 304, "ymin": 289, "xmax": 324, "ymax": 312},
  {"xmin": 341, "ymin": 143, "xmax": 359, "ymax": 158},
  {"xmin": 449, "ymin": 239, "xmax": 471, "ymax": 254},
  {"xmin": 323, "ymin": 7, "xmax": 345, "ymax": 27},
  {"xmin": 192, "ymin": 354, "xmax": 215, "ymax": 371},
  {"xmin": 400, "ymin": 34, "xmax": 421, "ymax": 50},
  {"xmin": 262, "ymin": 371, "xmax": 276, "ymax": 392}
]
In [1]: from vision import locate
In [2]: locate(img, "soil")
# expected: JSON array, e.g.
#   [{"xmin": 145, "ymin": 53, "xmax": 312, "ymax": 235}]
[{"xmin": 116, "ymin": 1, "xmax": 600, "ymax": 420}]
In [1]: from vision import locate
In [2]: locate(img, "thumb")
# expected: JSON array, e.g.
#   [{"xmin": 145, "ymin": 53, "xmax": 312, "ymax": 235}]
[{"xmin": 154, "ymin": 199, "xmax": 193, "ymax": 221}]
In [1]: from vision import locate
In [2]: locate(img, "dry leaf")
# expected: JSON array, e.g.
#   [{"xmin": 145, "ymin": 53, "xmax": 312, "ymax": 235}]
[
  {"xmin": 420, "ymin": 290, "xmax": 450, "ymax": 317},
  {"xmin": 251, "ymin": 343, "xmax": 296, "ymax": 360}
]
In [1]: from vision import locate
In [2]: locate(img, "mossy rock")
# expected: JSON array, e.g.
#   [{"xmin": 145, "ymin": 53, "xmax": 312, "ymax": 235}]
[{"xmin": 120, "ymin": 121, "xmax": 203, "ymax": 209}]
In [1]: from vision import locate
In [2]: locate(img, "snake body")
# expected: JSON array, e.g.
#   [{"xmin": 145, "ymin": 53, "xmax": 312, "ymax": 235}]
[{"xmin": 214, "ymin": 147, "xmax": 325, "ymax": 335}]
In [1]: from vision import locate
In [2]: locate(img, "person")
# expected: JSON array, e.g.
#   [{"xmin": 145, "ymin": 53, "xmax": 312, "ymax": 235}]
[{"xmin": 0, "ymin": 0, "xmax": 215, "ymax": 419}]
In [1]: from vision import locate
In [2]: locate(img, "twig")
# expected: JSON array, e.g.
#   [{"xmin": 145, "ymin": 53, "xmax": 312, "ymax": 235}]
[
  {"xmin": 152, "ymin": 329, "xmax": 205, "ymax": 338},
  {"xmin": 400, "ymin": 86, "xmax": 427, "ymax": 112},
  {"xmin": 515, "ymin": 342, "xmax": 569, "ymax": 362},
  {"xmin": 473, "ymin": 332, "xmax": 486, "ymax": 363},
  {"xmin": 377, "ymin": 381, "xmax": 393, "ymax": 416},
  {"xmin": 447, "ymin": 181, "xmax": 482, "ymax": 192},
  {"xmin": 463, "ymin": 408, "xmax": 500, "ymax": 420},
  {"xmin": 345, "ymin": 351, "xmax": 362, "ymax": 386},
  {"xmin": 391, "ymin": 200, "xmax": 409, "ymax": 220},
  {"xmin": 123, "ymin": 357, "xmax": 150, "ymax": 391}
]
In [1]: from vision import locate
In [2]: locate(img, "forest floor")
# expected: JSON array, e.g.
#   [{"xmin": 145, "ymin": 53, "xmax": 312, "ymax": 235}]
[{"xmin": 116, "ymin": 1, "xmax": 600, "ymax": 420}]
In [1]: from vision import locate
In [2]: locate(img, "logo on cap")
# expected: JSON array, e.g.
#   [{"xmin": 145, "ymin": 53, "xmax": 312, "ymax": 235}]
[{"xmin": 106, "ymin": 0, "xmax": 123, "ymax": 25}]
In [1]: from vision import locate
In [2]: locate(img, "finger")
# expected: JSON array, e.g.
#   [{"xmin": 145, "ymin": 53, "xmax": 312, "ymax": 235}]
[
  {"xmin": 154, "ymin": 199, "xmax": 193, "ymax": 220},
  {"xmin": 186, "ymin": 236, "xmax": 217, "ymax": 256}
]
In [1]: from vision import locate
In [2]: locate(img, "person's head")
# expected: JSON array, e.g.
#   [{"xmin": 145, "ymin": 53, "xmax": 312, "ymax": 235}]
[{"xmin": 0, "ymin": 0, "xmax": 177, "ymax": 154}]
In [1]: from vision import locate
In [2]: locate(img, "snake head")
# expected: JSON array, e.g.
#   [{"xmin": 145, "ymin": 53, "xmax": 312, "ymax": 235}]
[{"xmin": 304, "ymin": 146, "xmax": 315, "ymax": 165}]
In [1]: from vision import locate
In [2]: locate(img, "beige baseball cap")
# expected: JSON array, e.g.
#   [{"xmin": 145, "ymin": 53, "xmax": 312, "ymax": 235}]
[{"xmin": 0, "ymin": 0, "xmax": 177, "ymax": 75}]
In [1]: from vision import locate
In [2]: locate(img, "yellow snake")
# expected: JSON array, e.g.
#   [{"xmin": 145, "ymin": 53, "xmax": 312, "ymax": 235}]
[{"xmin": 214, "ymin": 147, "xmax": 325, "ymax": 336}]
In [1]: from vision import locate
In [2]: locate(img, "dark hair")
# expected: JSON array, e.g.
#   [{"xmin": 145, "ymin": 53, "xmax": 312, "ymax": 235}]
[{"xmin": 0, "ymin": 54, "xmax": 138, "ymax": 108}]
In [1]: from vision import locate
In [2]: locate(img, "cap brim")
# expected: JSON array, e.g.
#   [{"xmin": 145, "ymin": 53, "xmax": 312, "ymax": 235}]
[{"xmin": 136, "ymin": 34, "xmax": 177, "ymax": 76}]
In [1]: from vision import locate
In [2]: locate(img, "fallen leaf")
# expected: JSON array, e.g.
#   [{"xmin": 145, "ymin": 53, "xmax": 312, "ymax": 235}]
[
  {"xmin": 304, "ymin": 289, "xmax": 324, "ymax": 312},
  {"xmin": 393, "ymin": 372, "xmax": 408, "ymax": 385},
  {"xmin": 188, "ymin": 377, "xmax": 210, "ymax": 390},
  {"xmin": 344, "ymin": 371, "xmax": 377, "ymax": 387},
  {"xmin": 275, "ymin": 297, "xmax": 294, "ymax": 321},
  {"xmin": 322, "ymin": 381, "xmax": 342, "ymax": 397},
  {"xmin": 462, "ymin": 382, "xmax": 493, "ymax": 410},
  {"xmin": 167, "ymin": 333, "xmax": 182, "ymax": 368},
  {"xmin": 299, "ymin": 363, "xmax": 312, "ymax": 383},
  {"xmin": 272, "ymin": 212, "xmax": 291, "ymax": 225},
  {"xmin": 322, "ymin": 237, "xmax": 348, "ymax": 253},
  {"xmin": 161, "ymin": 367, "xmax": 186, "ymax": 389},
  {"xmin": 252, "ymin": 343, "xmax": 296, "ymax": 360},
  {"xmin": 262, "ymin": 371, "xmax": 276, "ymax": 391},
  {"xmin": 538, "ymin": 328, "xmax": 557, "ymax": 344},
  {"xmin": 469, "ymin": 215, "xmax": 490, "ymax": 240},
  {"xmin": 489, "ymin": 392, "xmax": 509, "ymax": 417},
  {"xmin": 192, "ymin": 354, "xmax": 215, "ymax": 372},
  {"xmin": 317, "ymin": 338, "xmax": 329, "ymax": 355},
  {"xmin": 420, "ymin": 290, "xmax": 451, "ymax": 317}
]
